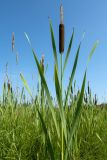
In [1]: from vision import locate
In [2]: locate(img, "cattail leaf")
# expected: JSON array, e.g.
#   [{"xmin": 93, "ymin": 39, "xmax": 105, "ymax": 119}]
[
  {"xmin": 24, "ymin": 32, "xmax": 32, "ymax": 46},
  {"xmin": 54, "ymin": 65, "xmax": 67, "ymax": 142},
  {"xmin": 20, "ymin": 73, "xmax": 32, "ymax": 98},
  {"xmin": 0, "ymin": 108, "xmax": 3, "ymax": 115},
  {"xmin": 37, "ymin": 109, "xmax": 55, "ymax": 160},
  {"xmin": 64, "ymin": 43, "xmax": 81, "ymax": 108},
  {"xmin": 45, "ymin": 64, "xmax": 48, "ymax": 74},
  {"xmin": 65, "ymin": 71, "xmax": 86, "ymax": 160},
  {"xmin": 32, "ymin": 49, "xmax": 60, "ymax": 138},
  {"xmin": 50, "ymin": 21, "xmax": 58, "ymax": 70},
  {"xmin": 87, "ymin": 40, "xmax": 99, "ymax": 67},
  {"xmin": 20, "ymin": 87, "xmax": 24, "ymax": 103},
  {"xmin": 63, "ymin": 29, "xmax": 74, "ymax": 77},
  {"xmin": 24, "ymin": 34, "xmax": 59, "ymax": 137},
  {"xmin": 96, "ymin": 133, "xmax": 103, "ymax": 143},
  {"xmin": 54, "ymin": 65, "xmax": 62, "ymax": 107}
]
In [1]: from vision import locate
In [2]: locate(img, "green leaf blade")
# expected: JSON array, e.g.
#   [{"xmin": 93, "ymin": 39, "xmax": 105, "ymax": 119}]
[
  {"xmin": 63, "ymin": 29, "xmax": 74, "ymax": 77},
  {"xmin": 50, "ymin": 21, "xmax": 58, "ymax": 70},
  {"xmin": 32, "ymin": 50, "xmax": 60, "ymax": 139},
  {"xmin": 65, "ymin": 71, "xmax": 86, "ymax": 160},
  {"xmin": 37, "ymin": 109, "xmax": 55, "ymax": 160},
  {"xmin": 54, "ymin": 65, "xmax": 67, "ymax": 142},
  {"xmin": 64, "ymin": 43, "xmax": 81, "ymax": 109},
  {"xmin": 20, "ymin": 73, "xmax": 32, "ymax": 98},
  {"xmin": 87, "ymin": 40, "xmax": 99, "ymax": 66}
]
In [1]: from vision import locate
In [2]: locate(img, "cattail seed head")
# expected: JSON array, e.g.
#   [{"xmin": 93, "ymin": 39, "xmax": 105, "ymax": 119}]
[
  {"xmin": 11, "ymin": 87, "xmax": 13, "ymax": 94},
  {"xmin": 59, "ymin": 24, "xmax": 64, "ymax": 53},
  {"xmin": 7, "ymin": 80, "xmax": 11, "ymax": 92},
  {"xmin": 59, "ymin": 4, "xmax": 64, "ymax": 54},
  {"xmin": 94, "ymin": 94, "xmax": 97, "ymax": 105},
  {"xmin": 88, "ymin": 81, "xmax": 90, "ymax": 95}
]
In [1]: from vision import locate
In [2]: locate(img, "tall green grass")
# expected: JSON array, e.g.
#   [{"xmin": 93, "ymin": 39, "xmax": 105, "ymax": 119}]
[
  {"xmin": 0, "ymin": 21, "xmax": 106, "ymax": 160},
  {"xmin": 0, "ymin": 103, "xmax": 107, "ymax": 159}
]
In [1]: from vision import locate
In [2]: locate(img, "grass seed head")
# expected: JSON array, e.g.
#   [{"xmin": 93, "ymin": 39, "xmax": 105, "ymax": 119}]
[
  {"xmin": 40, "ymin": 54, "xmax": 44, "ymax": 74},
  {"xmin": 12, "ymin": 32, "xmax": 15, "ymax": 52}
]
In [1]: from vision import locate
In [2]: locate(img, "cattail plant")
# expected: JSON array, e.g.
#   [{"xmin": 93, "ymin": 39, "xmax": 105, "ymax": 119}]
[
  {"xmin": 88, "ymin": 81, "xmax": 90, "ymax": 95},
  {"xmin": 21, "ymin": 2, "xmax": 98, "ymax": 159},
  {"xmin": 93, "ymin": 94, "xmax": 97, "ymax": 105},
  {"xmin": 59, "ymin": 4, "xmax": 65, "ymax": 160}
]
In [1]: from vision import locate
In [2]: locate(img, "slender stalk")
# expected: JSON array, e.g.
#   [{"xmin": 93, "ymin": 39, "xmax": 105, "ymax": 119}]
[
  {"xmin": 60, "ymin": 53, "xmax": 64, "ymax": 160},
  {"xmin": 61, "ymin": 54, "xmax": 63, "ymax": 96}
]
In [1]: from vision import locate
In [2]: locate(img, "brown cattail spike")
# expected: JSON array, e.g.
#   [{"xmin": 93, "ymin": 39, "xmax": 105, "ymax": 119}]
[
  {"xmin": 7, "ymin": 80, "xmax": 11, "ymax": 93},
  {"xmin": 59, "ymin": 24, "xmax": 64, "ymax": 53},
  {"xmin": 59, "ymin": 4, "xmax": 64, "ymax": 53}
]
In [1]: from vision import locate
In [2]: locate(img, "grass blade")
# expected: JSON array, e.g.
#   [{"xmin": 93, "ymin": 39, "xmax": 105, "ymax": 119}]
[
  {"xmin": 24, "ymin": 32, "xmax": 31, "ymax": 46},
  {"xmin": 65, "ymin": 71, "xmax": 86, "ymax": 160},
  {"xmin": 62, "ymin": 29, "xmax": 74, "ymax": 77},
  {"xmin": 64, "ymin": 43, "xmax": 81, "ymax": 108},
  {"xmin": 50, "ymin": 21, "xmax": 58, "ymax": 70},
  {"xmin": 54, "ymin": 65, "xmax": 67, "ymax": 142},
  {"xmin": 87, "ymin": 40, "xmax": 99, "ymax": 67},
  {"xmin": 37, "ymin": 109, "xmax": 55, "ymax": 160},
  {"xmin": 32, "ymin": 49, "xmax": 60, "ymax": 138},
  {"xmin": 24, "ymin": 33, "xmax": 60, "ymax": 138},
  {"xmin": 20, "ymin": 73, "xmax": 32, "ymax": 98}
]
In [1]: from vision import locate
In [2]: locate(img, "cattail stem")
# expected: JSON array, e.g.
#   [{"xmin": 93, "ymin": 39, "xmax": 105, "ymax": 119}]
[
  {"xmin": 61, "ymin": 53, "xmax": 63, "ymax": 95},
  {"xmin": 60, "ymin": 53, "xmax": 64, "ymax": 160}
]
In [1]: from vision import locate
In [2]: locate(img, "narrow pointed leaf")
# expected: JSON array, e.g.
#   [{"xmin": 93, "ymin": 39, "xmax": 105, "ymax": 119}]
[
  {"xmin": 37, "ymin": 109, "xmax": 55, "ymax": 160},
  {"xmin": 54, "ymin": 65, "xmax": 67, "ymax": 142},
  {"xmin": 32, "ymin": 49, "xmax": 60, "ymax": 138},
  {"xmin": 65, "ymin": 71, "xmax": 86, "ymax": 160},
  {"xmin": 24, "ymin": 32, "xmax": 31, "ymax": 46},
  {"xmin": 64, "ymin": 43, "xmax": 81, "ymax": 108},
  {"xmin": 50, "ymin": 21, "xmax": 58, "ymax": 70},
  {"xmin": 54, "ymin": 65, "xmax": 61, "ymax": 107},
  {"xmin": 63, "ymin": 29, "xmax": 74, "ymax": 77},
  {"xmin": 87, "ymin": 40, "xmax": 99, "ymax": 66},
  {"xmin": 24, "ymin": 33, "xmax": 59, "ymax": 137},
  {"xmin": 20, "ymin": 73, "xmax": 32, "ymax": 97}
]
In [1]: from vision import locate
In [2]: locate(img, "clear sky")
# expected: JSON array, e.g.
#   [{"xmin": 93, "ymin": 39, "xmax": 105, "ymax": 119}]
[{"xmin": 0, "ymin": 0, "xmax": 107, "ymax": 103}]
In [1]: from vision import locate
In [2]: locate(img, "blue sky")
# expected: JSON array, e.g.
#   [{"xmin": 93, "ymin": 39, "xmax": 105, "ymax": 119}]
[{"xmin": 0, "ymin": 0, "xmax": 107, "ymax": 103}]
